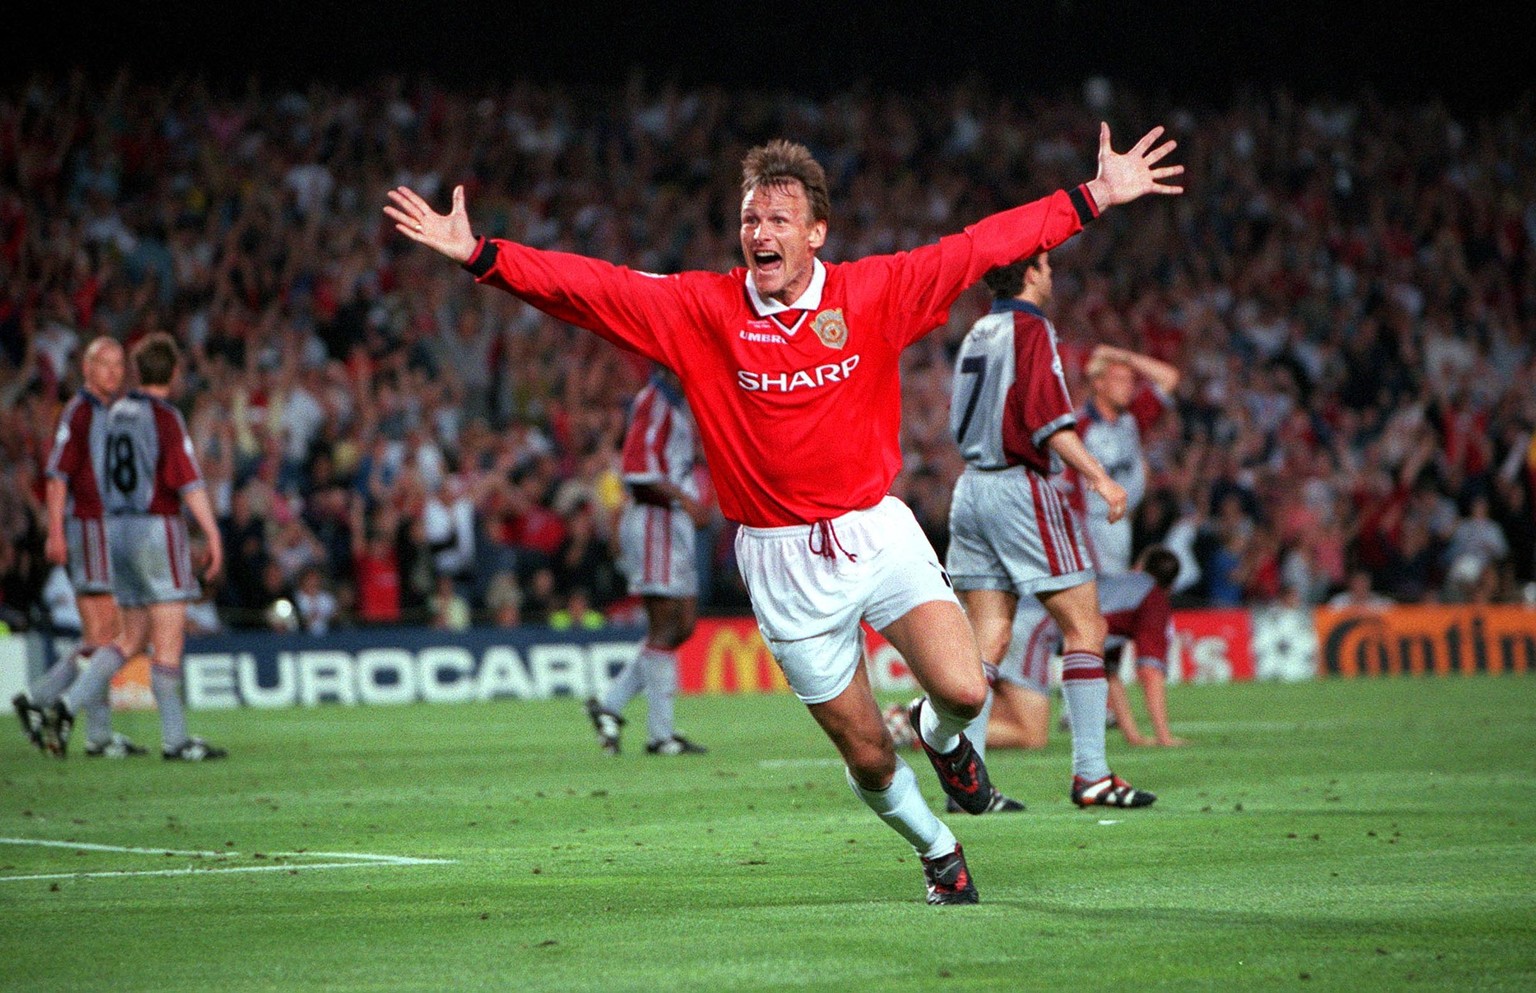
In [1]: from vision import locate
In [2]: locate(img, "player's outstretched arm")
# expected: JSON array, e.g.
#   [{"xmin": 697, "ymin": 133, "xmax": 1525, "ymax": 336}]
[
  {"xmin": 385, "ymin": 184, "xmax": 478, "ymax": 264},
  {"xmin": 1084, "ymin": 123, "xmax": 1184, "ymax": 210}
]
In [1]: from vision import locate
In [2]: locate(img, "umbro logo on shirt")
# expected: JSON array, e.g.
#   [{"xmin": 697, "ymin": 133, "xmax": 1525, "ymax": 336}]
[{"xmin": 739, "ymin": 327, "xmax": 788, "ymax": 344}]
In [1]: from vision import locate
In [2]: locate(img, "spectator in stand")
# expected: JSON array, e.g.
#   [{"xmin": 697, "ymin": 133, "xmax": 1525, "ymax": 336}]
[
  {"xmin": 549, "ymin": 587, "xmax": 605, "ymax": 632},
  {"xmin": 1443, "ymin": 495, "xmax": 1509, "ymax": 603},
  {"xmin": 554, "ymin": 499, "xmax": 621, "ymax": 608},
  {"xmin": 429, "ymin": 572, "xmax": 471, "ymax": 630},
  {"xmin": 485, "ymin": 571, "xmax": 524, "ymax": 628},
  {"xmin": 1327, "ymin": 568, "xmax": 1394, "ymax": 609},
  {"xmin": 350, "ymin": 499, "xmax": 401, "ymax": 625},
  {"xmin": 293, "ymin": 565, "xmax": 339, "ymax": 634}
]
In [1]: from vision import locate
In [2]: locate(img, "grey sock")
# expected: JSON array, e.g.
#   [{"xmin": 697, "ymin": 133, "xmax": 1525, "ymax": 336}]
[
  {"xmin": 29, "ymin": 648, "xmax": 85, "ymax": 707},
  {"xmin": 600, "ymin": 650, "xmax": 647, "ymax": 714},
  {"xmin": 61, "ymin": 645, "xmax": 126, "ymax": 749},
  {"xmin": 641, "ymin": 647, "xmax": 677, "ymax": 743},
  {"xmin": 151, "ymin": 664, "xmax": 189, "ymax": 752},
  {"xmin": 1061, "ymin": 651, "xmax": 1110, "ymax": 781},
  {"xmin": 963, "ymin": 688, "xmax": 995, "ymax": 762}
]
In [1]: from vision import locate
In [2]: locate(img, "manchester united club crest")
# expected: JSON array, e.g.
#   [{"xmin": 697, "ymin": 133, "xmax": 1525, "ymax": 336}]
[{"xmin": 811, "ymin": 309, "xmax": 849, "ymax": 350}]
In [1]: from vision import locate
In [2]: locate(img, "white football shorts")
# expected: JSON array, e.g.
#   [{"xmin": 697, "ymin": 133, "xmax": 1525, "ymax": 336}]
[{"xmin": 734, "ymin": 496, "xmax": 957, "ymax": 705}]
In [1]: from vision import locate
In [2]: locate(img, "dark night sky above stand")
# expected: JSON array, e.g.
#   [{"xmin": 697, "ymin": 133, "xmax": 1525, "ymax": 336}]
[{"xmin": 8, "ymin": 1, "xmax": 1527, "ymax": 114}]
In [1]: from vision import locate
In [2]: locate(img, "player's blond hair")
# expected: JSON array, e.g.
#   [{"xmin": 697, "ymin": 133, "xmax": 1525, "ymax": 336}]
[
  {"xmin": 1085, "ymin": 352, "xmax": 1134, "ymax": 381},
  {"xmin": 741, "ymin": 140, "xmax": 831, "ymax": 224}
]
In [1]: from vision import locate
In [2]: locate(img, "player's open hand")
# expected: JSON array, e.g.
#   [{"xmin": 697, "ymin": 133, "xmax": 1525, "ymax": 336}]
[
  {"xmin": 385, "ymin": 184, "xmax": 478, "ymax": 264},
  {"xmin": 1086, "ymin": 123, "xmax": 1184, "ymax": 208}
]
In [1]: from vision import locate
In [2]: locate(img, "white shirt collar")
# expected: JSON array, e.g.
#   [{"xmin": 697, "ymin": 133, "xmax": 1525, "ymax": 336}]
[{"xmin": 745, "ymin": 258, "xmax": 826, "ymax": 319}]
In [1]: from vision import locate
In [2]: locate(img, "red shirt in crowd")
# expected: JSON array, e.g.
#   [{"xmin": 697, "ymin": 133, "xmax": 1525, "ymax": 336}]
[{"xmin": 353, "ymin": 545, "xmax": 400, "ymax": 623}]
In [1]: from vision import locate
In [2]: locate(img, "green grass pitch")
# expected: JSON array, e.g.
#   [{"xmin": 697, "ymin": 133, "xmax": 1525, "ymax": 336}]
[{"xmin": 3, "ymin": 676, "xmax": 1534, "ymax": 992}]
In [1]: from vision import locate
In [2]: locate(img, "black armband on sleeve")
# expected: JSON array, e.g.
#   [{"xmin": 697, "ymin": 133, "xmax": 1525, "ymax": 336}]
[
  {"xmin": 462, "ymin": 237, "xmax": 497, "ymax": 278},
  {"xmin": 1069, "ymin": 184, "xmax": 1100, "ymax": 225}
]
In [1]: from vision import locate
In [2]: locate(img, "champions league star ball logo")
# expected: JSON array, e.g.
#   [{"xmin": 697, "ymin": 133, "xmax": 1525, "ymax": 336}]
[{"xmin": 811, "ymin": 309, "xmax": 848, "ymax": 349}]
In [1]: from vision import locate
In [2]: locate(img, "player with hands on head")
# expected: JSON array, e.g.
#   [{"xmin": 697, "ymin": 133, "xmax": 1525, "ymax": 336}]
[
  {"xmin": 387, "ymin": 121, "xmax": 1181, "ymax": 903},
  {"xmin": 1076, "ymin": 342, "xmax": 1181, "ymax": 574}
]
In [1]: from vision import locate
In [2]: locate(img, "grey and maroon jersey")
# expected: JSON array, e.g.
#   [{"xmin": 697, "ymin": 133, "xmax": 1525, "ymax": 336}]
[
  {"xmin": 101, "ymin": 391, "xmax": 204, "ymax": 516},
  {"xmin": 949, "ymin": 299, "xmax": 1076, "ymax": 476},
  {"xmin": 46, "ymin": 390, "xmax": 112, "ymax": 520}
]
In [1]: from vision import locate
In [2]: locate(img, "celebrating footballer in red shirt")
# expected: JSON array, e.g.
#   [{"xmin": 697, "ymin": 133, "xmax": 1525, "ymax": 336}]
[{"xmin": 387, "ymin": 122, "xmax": 1183, "ymax": 905}]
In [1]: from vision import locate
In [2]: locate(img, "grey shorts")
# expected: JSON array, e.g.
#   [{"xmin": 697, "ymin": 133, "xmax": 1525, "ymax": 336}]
[
  {"xmin": 109, "ymin": 513, "xmax": 199, "ymax": 608},
  {"xmin": 946, "ymin": 466, "xmax": 1093, "ymax": 597},
  {"xmin": 66, "ymin": 517, "xmax": 114, "ymax": 596},
  {"xmin": 619, "ymin": 503, "xmax": 699, "ymax": 599}
]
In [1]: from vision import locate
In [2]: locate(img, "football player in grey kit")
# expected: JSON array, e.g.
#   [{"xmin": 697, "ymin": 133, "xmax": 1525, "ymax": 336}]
[
  {"xmin": 586, "ymin": 365, "xmax": 711, "ymax": 756},
  {"xmin": 39, "ymin": 332, "xmax": 228, "ymax": 760},
  {"xmin": 938, "ymin": 253, "xmax": 1155, "ymax": 809},
  {"xmin": 14, "ymin": 336, "xmax": 146, "ymax": 758}
]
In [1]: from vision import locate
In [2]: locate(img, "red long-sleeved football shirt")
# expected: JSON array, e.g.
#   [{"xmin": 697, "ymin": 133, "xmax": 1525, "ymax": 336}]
[{"xmin": 466, "ymin": 186, "xmax": 1098, "ymax": 527}]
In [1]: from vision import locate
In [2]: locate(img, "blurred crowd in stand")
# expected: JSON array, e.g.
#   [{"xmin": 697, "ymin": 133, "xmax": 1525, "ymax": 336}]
[{"xmin": 1, "ymin": 68, "xmax": 1532, "ymax": 636}]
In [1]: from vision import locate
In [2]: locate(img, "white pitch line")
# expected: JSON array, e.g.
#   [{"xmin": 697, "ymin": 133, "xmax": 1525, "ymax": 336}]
[
  {"xmin": 0, "ymin": 837, "xmax": 228, "ymax": 858},
  {"xmin": 0, "ymin": 836, "xmax": 454, "ymax": 883},
  {"xmin": 1, "ymin": 863, "xmax": 418, "ymax": 883},
  {"xmin": 286, "ymin": 851, "xmax": 454, "ymax": 865}
]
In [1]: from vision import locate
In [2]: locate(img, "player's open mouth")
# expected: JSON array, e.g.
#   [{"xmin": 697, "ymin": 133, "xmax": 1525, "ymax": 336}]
[{"xmin": 753, "ymin": 252, "xmax": 781, "ymax": 269}]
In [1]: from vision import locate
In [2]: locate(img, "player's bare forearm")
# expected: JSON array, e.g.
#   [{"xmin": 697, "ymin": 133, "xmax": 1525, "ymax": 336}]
[
  {"xmin": 183, "ymin": 487, "xmax": 224, "ymax": 580},
  {"xmin": 1138, "ymin": 666, "xmax": 1187, "ymax": 746},
  {"xmin": 45, "ymin": 478, "xmax": 66, "ymax": 532},
  {"xmin": 631, "ymin": 481, "xmax": 709, "ymax": 525},
  {"xmin": 1047, "ymin": 429, "xmax": 1128, "ymax": 522},
  {"xmin": 1106, "ymin": 675, "xmax": 1151, "ymax": 746},
  {"xmin": 1092, "ymin": 344, "xmax": 1181, "ymax": 394},
  {"xmin": 44, "ymin": 477, "xmax": 68, "ymax": 564}
]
